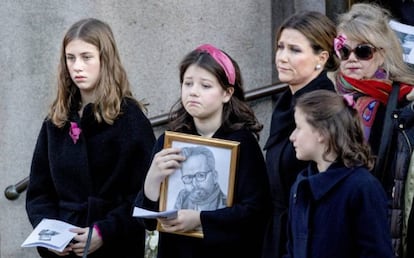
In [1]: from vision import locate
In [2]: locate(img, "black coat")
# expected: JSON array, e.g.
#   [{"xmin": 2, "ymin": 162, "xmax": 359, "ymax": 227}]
[
  {"xmin": 26, "ymin": 98, "xmax": 156, "ymax": 258},
  {"xmin": 345, "ymin": 81, "xmax": 413, "ymax": 257},
  {"xmin": 135, "ymin": 127, "xmax": 270, "ymax": 258},
  {"xmin": 262, "ymin": 71, "xmax": 335, "ymax": 258},
  {"xmin": 389, "ymin": 0, "xmax": 414, "ymax": 26}
]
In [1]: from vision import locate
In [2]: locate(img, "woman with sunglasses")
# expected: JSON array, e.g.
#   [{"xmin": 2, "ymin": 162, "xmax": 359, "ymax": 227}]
[
  {"xmin": 332, "ymin": 3, "xmax": 414, "ymax": 258},
  {"xmin": 262, "ymin": 11, "xmax": 339, "ymax": 258},
  {"xmin": 333, "ymin": 3, "xmax": 414, "ymax": 143}
]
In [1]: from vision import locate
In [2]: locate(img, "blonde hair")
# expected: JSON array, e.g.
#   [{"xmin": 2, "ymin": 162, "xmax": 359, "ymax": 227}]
[
  {"xmin": 337, "ymin": 3, "xmax": 414, "ymax": 84},
  {"xmin": 49, "ymin": 18, "xmax": 144, "ymax": 127}
]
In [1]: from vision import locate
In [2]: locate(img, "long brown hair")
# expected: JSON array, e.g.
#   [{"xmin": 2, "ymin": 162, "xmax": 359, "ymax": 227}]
[
  {"xmin": 49, "ymin": 18, "xmax": 143, "ymax": 127},
  {"xmin": 276, "ymin": 11, "xmax": 339, "ymax": 71},
  {"xmin": 295, "ymin": 90, "xmax": 375, "ymax": 169}
]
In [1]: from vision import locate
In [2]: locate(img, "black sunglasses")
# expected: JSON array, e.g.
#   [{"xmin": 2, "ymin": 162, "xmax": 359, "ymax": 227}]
[{"xmin": 338, "ymin": 44, "xmax": 378, "ymax": 61}]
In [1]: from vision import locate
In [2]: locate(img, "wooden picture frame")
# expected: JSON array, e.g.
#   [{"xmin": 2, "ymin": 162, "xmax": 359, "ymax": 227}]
[{"xmin": 158, "ymin": 131, "xmax": 240, "ymax": 238}]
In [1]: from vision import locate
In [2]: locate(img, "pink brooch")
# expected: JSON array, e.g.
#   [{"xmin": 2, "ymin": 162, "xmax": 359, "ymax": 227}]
[
  {"xmin": 69, "ymin": 122, "xmax": 82, "ymax": 144},
  {"xmin": 343, "ymin": 94, "xmax": 356, "ymax": 108},
  {"xmin": 334, "ymin": 34, "xmax": 347, "ymax": 58}
]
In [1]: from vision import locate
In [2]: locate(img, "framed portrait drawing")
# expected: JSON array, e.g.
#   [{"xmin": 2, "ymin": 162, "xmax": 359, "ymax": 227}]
[{"xmin": 158, "ymin": 131, "xmax": 240, "ymax": 238}]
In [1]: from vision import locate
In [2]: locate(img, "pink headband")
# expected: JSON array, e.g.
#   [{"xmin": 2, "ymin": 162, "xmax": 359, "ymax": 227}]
[{"xmin": 196, "ymin": 44, "xmax": 236, "ymax": 85}]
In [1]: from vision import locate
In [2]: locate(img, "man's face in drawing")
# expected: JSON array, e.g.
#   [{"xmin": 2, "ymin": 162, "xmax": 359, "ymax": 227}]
[{"xmin": 181, "ymin": 154, "xmax": 216, "ymax": 201}]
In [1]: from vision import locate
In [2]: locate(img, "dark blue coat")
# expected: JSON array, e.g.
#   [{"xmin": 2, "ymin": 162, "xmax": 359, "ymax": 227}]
[
  {"xmin": 135, "ymin": 127, "xmax": 270, "ymax": 258},
  {"xmin": 26, "ymin": 98, "xmax": 155, "ymax": 258},
  {"xmin": 284, "ymin": 163, "xmax": 393, "ymax": 258}
]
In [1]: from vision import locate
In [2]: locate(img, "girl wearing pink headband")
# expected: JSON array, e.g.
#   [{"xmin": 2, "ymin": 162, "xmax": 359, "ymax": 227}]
[
  {"xmin": 196, "ymin": 44, "xmax": 236, "ymax": 85},
  {"xmin": 135, "ymin": 44, "xmax": 270, "ymax": 258}
]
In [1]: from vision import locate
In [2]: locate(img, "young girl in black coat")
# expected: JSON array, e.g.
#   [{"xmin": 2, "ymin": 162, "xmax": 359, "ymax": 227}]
[
  {"xmin": 26, "ymin": 18, "xmax": 155, "ymax": 258},
  {"xmin": 135, "ymin": 44, "xmax": 270, "ymax": 258}
]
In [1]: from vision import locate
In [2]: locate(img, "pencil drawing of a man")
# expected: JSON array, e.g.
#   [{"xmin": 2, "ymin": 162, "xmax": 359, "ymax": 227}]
[{"xmin": 174, "ymin": 146, "xmax": 227, "ymax": 211}]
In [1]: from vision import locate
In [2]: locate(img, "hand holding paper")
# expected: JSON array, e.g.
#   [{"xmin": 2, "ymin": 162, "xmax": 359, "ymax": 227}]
[
  {"xmin": 133, "ymin": 207, "xmax": 178, "ymax": 219},
  {"xmin": 21, "ymin": 219, "xmax": 78, "ymax": 252}
]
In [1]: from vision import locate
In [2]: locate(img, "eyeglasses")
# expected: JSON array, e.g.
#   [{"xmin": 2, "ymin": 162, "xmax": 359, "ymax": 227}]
[
  {"xmin": 337, "ymin": 44, "xmax": 378, "ymax": 61},
  {"xmin": 182, "ymin": 170, "xmax": 212, "ymax": 184}
]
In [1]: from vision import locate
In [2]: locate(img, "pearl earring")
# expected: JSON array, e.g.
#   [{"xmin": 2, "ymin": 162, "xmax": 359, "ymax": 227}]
[{"xmin": 315, "ymin": 64, "xmax": 322, "ymax": 70}]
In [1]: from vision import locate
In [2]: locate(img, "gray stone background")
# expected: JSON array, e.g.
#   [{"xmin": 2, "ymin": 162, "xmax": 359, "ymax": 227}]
[{"xmin": 1, "ymin": 0, "xmax": 328, "ymax": 257}]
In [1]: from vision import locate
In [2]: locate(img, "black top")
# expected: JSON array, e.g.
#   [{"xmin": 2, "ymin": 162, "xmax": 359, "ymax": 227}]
[
  {"xmin": 26, "ymin": 98, "xmax": 156, "ymax": 258},
  {"xmin": 135, "ymin": 126, "xmax": 270, "ymax": 258},
  {"xmin": 262, "ymin": 71, "xmax": 335, "ymax": 258}
]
